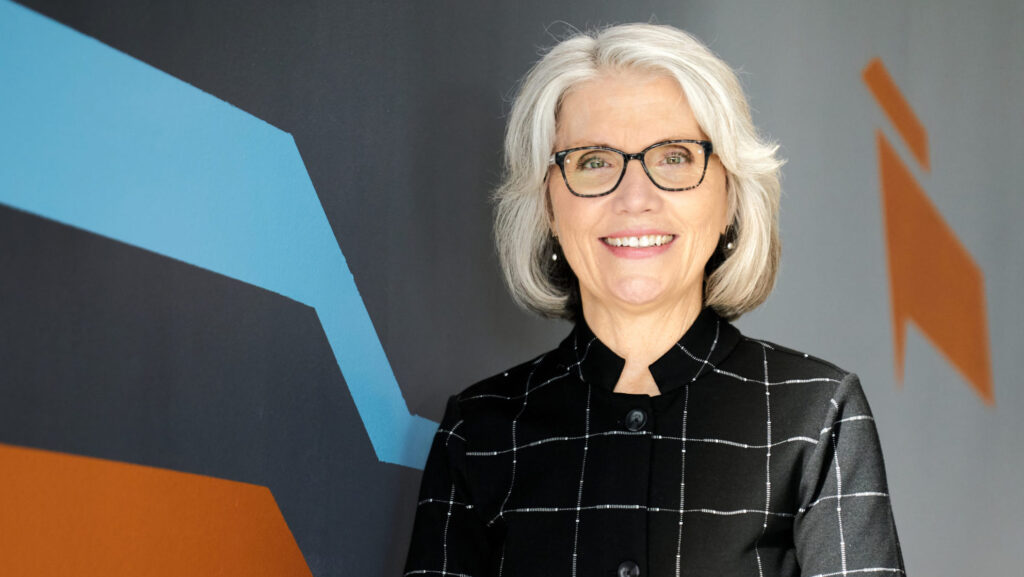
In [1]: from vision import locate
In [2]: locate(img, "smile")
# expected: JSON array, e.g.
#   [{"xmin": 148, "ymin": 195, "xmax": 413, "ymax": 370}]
[{"xmin": 601, "ymin": 234, "xmax": 675, "ymax": 248}]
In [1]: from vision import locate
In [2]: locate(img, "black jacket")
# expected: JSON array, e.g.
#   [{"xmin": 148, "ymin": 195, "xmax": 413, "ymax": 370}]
[{"xmin": 405, "ymin": 307, "xmax": 905, "ymax": 577}]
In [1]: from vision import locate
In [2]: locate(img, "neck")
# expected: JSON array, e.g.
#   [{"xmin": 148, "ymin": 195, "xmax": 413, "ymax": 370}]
[{"xmin": 580, "ymin": 292, "xmax": 704, "ymax": 396}]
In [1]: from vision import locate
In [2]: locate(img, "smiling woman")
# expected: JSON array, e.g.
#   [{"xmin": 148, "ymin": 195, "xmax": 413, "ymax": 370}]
[
  {"xmin": 549, "ymin": 72, "xmax": 730, "ymax": 396},
  {"xmin": 405, "ymin": 23, "xmax": 905, "ymax": 577}
]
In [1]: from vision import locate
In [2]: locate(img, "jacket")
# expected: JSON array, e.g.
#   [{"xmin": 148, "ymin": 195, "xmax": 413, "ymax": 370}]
[{"xmin": 404, "ymin": 306, "xmax": 905, "ymax": 577}]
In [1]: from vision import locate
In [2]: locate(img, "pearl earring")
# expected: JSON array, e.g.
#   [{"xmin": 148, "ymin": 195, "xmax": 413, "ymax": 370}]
[
  {"xmin": 552, "ymin": 252, "xmax": 558, "ymax": 261},
  {"xmin": 726, "ymin": 241, "xmax": 735, "ymax": 251}
]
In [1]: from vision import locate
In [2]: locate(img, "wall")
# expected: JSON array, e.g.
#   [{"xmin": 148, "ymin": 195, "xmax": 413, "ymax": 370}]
[{"xmin": 0, "ymin": 0, "xmax": 1019, "ymax": 575}]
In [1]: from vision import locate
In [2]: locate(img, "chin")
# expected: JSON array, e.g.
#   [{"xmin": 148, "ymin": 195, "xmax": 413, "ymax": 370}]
[{"xmin": 608, "ymin": 277, "xmax": 668, "ymax": 307}]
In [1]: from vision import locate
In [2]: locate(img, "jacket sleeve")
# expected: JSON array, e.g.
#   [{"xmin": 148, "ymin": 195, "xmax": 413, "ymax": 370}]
[
  {"xmin": 793, "ymin": 372, "xmax": 906, "ymax": 576},
  {"xmin": 404, "ymin": 394, "xmax": 496, "ymax": 577}
]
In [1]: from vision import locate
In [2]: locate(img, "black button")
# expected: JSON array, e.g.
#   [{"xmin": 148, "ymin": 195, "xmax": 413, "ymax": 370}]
[
  {"xmin": 617, "ymin": 560, "xmax": 640, "ymax": 577},
  {"xmin": 624, "ymin": 408, "xmax": 647, "ymax": 431}
]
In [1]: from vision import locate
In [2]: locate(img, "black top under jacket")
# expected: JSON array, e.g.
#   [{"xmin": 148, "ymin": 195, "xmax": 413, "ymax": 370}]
[{"xmin": 404, "ymin": 307, "xmax": 905, "ymax": 577}]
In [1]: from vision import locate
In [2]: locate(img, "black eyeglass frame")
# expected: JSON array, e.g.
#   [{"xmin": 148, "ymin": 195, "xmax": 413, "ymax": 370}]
[{"xmin": 548, "ymin": 139, "xmax": 714, "ymax": 198}]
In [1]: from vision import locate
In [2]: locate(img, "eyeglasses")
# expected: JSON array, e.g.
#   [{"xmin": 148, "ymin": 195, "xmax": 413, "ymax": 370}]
[{"xmin": 548, "ymin": 139, "xmax": 713, "ymax": 197}]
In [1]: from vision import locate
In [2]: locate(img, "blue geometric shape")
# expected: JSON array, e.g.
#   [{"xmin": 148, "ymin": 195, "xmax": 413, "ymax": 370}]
[{"xmin": 0, "ymin": 0, "xmax": 435, "ymax": 469}]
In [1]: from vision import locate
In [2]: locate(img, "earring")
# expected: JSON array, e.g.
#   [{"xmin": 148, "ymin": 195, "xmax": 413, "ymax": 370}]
[
  {"xmin": 552, "ymin": 252, "xmax": 558, "ymax": 261},
  {"xmin": 722, "ymin": 224, "xmax": 737, "ymax": 251}
]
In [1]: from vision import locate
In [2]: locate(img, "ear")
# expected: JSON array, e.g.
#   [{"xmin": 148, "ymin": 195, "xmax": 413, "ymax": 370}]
[
  {"xmin": 545, "ymin": 187, "xmax": 558, "ymax": 237},
  {"xmin": 721, "ymin": 174, "xmax": 736, "ymax": 236}
]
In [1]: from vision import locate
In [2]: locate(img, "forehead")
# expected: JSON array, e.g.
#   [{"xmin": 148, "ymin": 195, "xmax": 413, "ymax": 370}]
[{"xmin": 555, "ymin": 71, "xmax": 706, "ymax": 149}]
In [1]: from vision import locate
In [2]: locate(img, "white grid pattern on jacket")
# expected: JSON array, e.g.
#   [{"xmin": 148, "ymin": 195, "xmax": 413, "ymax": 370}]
[{"xmin": 405, "ymin": 321, "xmax": 905, "ymax": 577}]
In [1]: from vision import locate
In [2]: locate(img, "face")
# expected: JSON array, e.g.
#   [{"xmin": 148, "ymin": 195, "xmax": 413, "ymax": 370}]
[{"xmin": 549, "ymin": 71, "xmax": 730, "ymax": 316}]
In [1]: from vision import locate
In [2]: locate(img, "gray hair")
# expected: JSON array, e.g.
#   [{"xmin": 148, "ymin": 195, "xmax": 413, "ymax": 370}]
[{"xmin": 493, "ymin": 23, "xmax": 782, "ymax": 321}]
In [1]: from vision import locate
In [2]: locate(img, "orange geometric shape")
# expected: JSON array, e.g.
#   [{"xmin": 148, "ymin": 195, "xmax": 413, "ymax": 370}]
[
  {"xmin": 876, "ymin": 131, "xmax": 994, "ymax": 404},
  {"xmin": 0, "ymin": 443, "xmax": 313, "ymax": 576},
  {"xmin": 863, "ymin": 58, "xmax": 931, "ymax": 171}
]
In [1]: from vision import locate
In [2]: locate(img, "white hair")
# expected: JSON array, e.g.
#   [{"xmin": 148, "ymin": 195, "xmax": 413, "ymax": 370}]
[{"xmin": 494, "ymin": 23, "xmax": 783, "ymax": 320}]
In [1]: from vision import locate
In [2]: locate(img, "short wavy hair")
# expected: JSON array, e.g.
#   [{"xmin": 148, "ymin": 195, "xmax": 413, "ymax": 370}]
[{"xmin": 493, "ymin": 23, "xmax": 783, "ymax": 321}]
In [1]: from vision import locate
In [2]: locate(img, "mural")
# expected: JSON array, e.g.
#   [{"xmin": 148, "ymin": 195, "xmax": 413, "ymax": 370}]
[
  {"xmin": 0, "ymin": 444, "xmax": 311, "ymax": 576},
  {"xmin": 1, "ymin": 0, "xmax": 1019, "ymax": 575},
  {"xmin": 863, "ymin": 58, "xmax": 993, "ymax": 404},
  {"xmin": 0, "ymin": 1, "xmax": 434, "ymax": 573},
  {"xmin": 0, "ymin": 0, "xmax": 435, "ymax": 467}
]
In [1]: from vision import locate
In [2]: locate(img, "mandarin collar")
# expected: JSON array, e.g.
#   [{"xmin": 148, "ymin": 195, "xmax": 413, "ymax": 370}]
[{"xmin": 561, "ymin": 306, "xmax": 741, "ymax": 394}]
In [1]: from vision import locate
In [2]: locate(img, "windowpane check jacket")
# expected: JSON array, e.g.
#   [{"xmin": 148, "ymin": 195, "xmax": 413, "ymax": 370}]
[{"xmin": 405, "ymin": 307, "xmax": 905, "ymax": 577}]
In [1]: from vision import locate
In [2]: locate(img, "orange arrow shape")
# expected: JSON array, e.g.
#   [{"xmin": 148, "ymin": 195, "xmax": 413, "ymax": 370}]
[
  {"xmin": 877, "ymin": 131, "xmax": 994, "ymax": 404},
  {"xmin": 0, "ymin": 443, "xmax": 313, "ymax": 576},
  {"xmin": 864, "ymin": 58, "xmax": 930, "ymax": 171}
]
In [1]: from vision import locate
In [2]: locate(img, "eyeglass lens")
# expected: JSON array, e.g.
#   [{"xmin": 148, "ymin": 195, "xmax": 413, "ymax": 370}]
[{"xmin": 561, "ymin": 142, "xmax": 707, "ymax": 196}]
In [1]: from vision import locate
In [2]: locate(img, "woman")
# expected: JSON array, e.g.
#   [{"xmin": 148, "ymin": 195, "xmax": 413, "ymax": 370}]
[{"xmin": 405, "ymin": 23, "xmax": 904, "ymax": 577}]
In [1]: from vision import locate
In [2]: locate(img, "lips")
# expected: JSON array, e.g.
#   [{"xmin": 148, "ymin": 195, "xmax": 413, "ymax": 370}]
[{"xmin": 600, "ymin": 234, "xmax": 675, "ymax": 248}]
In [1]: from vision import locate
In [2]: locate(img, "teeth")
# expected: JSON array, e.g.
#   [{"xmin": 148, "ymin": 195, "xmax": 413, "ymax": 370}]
[{"xmin": 602, "ymin": 234, "xmax": 674, "ymax": 248}]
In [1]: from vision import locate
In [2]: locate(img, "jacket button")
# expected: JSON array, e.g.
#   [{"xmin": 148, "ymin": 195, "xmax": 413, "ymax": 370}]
[
  {"xmin": 617, "ymin": 560, "xmax": 641, "ymax": 577},
  {"xmin": 624, "ymin": 408, "xmax": 647, "ymax": 431}
]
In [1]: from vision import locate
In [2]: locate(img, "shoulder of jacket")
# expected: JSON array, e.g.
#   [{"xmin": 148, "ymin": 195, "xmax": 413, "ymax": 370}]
[
  {"xmin": 737, "ymin": 335, "xmax": 851, "ymax": 382},
  {"xmin": 453, "ymin": 350, "xmax": 554, "ymax": 402}
]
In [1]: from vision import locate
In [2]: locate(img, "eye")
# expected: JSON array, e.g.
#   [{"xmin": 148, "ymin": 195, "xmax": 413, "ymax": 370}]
[
  {"xmin": 653, "ymin": 145, "xmax": 695, "ymax": 167},
  {"xmin": 577, "ymin": 153, "xmax": 610, "ymax": 171},
  {"xmin": 663, "ymin": 152, "xmax": 688, "ymax": 165}
]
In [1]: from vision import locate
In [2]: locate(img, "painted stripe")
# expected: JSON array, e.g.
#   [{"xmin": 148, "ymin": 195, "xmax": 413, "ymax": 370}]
[
  {"xmin": 875, "ymin": 131, "xmax": 993, "ymax": 404},
  {"xmin": 0, "ymin": 442, "xmax": 313, "ymax": 575},
  {"xmin": 0, "ymin": 0, "xmax": 436, "ymax": 468},
  {"xmin": 862, "ymin": 58, "xmax": 930, "ymax": 171}
]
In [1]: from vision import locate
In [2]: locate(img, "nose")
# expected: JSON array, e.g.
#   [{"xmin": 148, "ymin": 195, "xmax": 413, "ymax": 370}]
[{"xmin": 612, "ymin": 158, "xmax": 662, "ymax": 214}]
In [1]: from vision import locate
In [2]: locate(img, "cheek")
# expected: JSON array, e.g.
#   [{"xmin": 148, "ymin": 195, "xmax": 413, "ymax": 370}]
[
  {"xmin": 672, "ymin": 197, "xmax": 729, "ymax": 269},
  {"xmin": 677, "ymin": 223, "xmax": 722, "ymax": 269},
  {"xmin": 550, "ymin": 196, "xmax": 606, "ymax": 284},
  {"xmin": 548, "ymin": 182, "xmax": 568, "ymax": 233},
  {"xmin": 550, "ymin": 190, "xmax": 594, "ymax": 244},
  {"xmin": 556, "ymin": 218, "xmax": 595, "ymax": 275}
]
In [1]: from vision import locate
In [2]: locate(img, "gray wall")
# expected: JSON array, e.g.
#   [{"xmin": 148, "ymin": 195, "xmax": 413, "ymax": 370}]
[{"xmin": 676, "ymin": 3, "xmax": 1023, "ymax": 575}]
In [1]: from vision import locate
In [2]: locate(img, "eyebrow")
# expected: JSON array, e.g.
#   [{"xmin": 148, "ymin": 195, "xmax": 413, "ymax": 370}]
[{"xmin": 559, "ymin": 137, "xmax": 704, "ymax": 150}]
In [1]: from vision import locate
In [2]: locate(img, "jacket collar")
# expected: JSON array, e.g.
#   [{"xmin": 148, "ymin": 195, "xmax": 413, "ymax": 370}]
[{"xmin": 561, "ymin": 306, "xmax": 741, "ymax": 394}]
